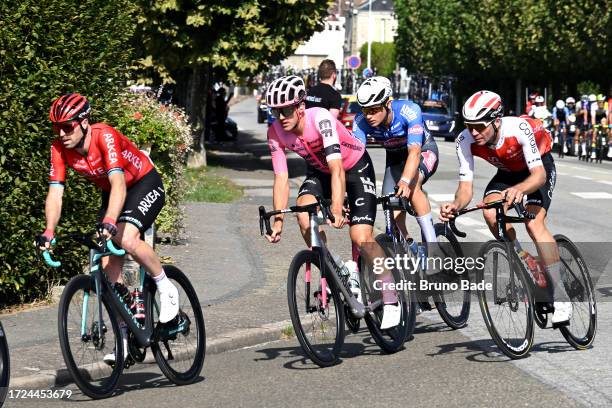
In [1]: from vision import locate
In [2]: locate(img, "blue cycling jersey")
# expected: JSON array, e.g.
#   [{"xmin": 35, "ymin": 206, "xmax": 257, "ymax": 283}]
[{"xmin": 352, "ymin": 100, "xmax": 433, "ymax": 152}]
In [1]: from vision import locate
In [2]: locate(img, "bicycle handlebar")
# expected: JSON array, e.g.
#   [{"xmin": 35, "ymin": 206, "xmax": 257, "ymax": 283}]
[
  {"xmin": 40, "ymin": 232, "xmax": 126, "ymax": 268},
  {"xmin": 259, "ymin": 196, "xmax": 334, "ymax": 236},
  {"xmin": 446, "ymin": 199, "xmax": 535, "ymax": 238}
]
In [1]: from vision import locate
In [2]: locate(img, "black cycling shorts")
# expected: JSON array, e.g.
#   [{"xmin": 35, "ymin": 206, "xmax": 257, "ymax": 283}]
[
  {"xmin": 100, "ymin": 168, "xmax": 165, "ymax": 232},
  {"xmin": 484, "ymin": 153, "xmax": 556, "ymax": 211},
  {"xmin": 382, "ymin": 142, "xmax": 439, "ymax": 194},
  {"xmin": 297, "ymin": 152, "xmax": 377, "ymax": 226}
]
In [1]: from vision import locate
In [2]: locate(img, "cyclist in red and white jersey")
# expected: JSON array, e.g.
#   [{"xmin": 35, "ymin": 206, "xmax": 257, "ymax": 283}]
[
  {"xmin": 38, "ymin": 94, "xmax": 180, "ymax": 362},
  {"xmin": 265, "ymin": 76, "xmax": 401, "ymax": 329},
  {"xmin": 440, "ymin": 90, "xmax": 571, "ymax": 325}
]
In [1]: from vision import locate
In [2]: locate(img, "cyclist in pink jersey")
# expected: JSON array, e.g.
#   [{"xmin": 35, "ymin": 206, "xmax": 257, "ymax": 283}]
[
  {"xmin": 440, "ymin": 91, "xmax": 571, "ymax": 325},
  {"xmin": 37, "ymin": 94, "xmax": 180, "ymax": 363},
  {"xmin": 264, "ymin": 76, "xmax": 401, "ymax": 329}
]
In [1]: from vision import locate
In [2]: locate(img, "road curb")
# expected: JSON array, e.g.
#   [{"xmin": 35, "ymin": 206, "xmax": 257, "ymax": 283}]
[{"xmin": 9, "ymin": 319, "xmax": 295, "ymax": 390}]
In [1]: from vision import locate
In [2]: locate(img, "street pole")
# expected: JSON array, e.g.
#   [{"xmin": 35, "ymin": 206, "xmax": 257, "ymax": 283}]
[{"xmin": 367, "ymin": 0, "xmax": 372, "ymax": 69}]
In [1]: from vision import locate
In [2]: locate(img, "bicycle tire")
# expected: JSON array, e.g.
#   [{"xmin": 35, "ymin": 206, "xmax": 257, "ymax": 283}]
[
  {"xmin": 0, "ymin": 321, "xmax": 9, "ymax": 405},
  {"xmin": 477, "ymin": 241, "xmax": 534, "ymax": 359},
  {"xmin": 554, "ymin": 235, "xmax": 597, "ymax": 349},
  {"xmin": 148, "ymin": 265, "xmax": 206, "ymax": 385},
  {"xmin": 287, "ymin": 250, "xmax": 345, "ymax": 367},
  {"xmin": 361, "ymin": 234, "xmax": 415, "ymax": 353},
  {"xmin": 431, "ymin": 223, "xmax": 470, "ymax": 329},
  {"xmin": 58, "ymin": 275, "xmax": 123, "ymax": 399}
]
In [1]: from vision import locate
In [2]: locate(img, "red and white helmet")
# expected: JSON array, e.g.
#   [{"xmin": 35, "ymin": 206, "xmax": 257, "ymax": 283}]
[
  {"xmin": 49, "ymin": 93, "xmax": 91, "ymax": 123},
  {"xmin": 462, "ymin": 91, "xmax": 503, "ymax": 124},
  {"xmin": 265, "ymin": 75, "xmax": 306, "ymax": 108}
]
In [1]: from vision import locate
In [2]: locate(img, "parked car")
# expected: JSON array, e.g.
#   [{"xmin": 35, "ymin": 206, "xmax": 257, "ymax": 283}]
[
  {"xmin": 420, "ymin": 100, "xmax": 457, "ymax": 141},
  {"xmin": 339, "ymin": 95, "xmax": 361, "ymax": 131},
  {"xmin": 257, "ymin": 93, "xmax": 268, "ymax": 124}
]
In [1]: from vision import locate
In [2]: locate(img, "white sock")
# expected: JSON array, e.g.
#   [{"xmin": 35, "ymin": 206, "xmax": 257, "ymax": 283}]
[
  {"xmin": 416, "ymin": 213, "xmax": 437, "ymax": 243},
  {"xmin": 153, "ymin": 271, "xmax": 173, "ymax": 293},
  {"xmin": 119, "ymin": 321, "xmax": 128, "ymax": 355}
]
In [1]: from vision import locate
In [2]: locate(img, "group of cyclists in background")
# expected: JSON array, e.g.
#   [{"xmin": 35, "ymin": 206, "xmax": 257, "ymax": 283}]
[{"xmin": 526, "ymin": 92, "xmax": 611, "ymax": 163}]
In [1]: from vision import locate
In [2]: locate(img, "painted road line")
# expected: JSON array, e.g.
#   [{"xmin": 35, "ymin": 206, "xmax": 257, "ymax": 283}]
[
  {"xmin": 570, "ymin": 192, "xmax": 612, "ymax": 199},
  {"xmin": 429, "ymin": 193, "xmax": 456, "ymax": 202},
  {"xmin": 597, "ymin": 180, "xmax": 612, "ymax": 186},
  {"xmin": 572, "ymin": 175, "xmax": 593, "ymax": 180}
]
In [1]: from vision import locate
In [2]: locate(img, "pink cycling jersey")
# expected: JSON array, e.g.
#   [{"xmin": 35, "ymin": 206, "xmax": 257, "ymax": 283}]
[{"xmin": 267, "ymin": 107, "xmax": 365, "ymax": 174}]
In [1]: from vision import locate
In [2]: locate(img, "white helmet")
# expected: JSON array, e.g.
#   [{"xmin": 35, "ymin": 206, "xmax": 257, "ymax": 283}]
[
  {"xmin": 535, "ymin": 95, "xmax": 544, "ymax": 103},
  {"xmin": 565, "ymin": 97, "xmax": 575, "ymax": 104},
  {"xmin": 588, "ymin": 94, "xmax": 596, "ymax": 102},
  {"xmin": 356, "ymin": 76, "xmax": 392, "ymax": 107},
  {"xmin": 266, "ymin": 75, "xmax": 306, "ymax": 108},
  {"xmin": 462, "ymin": 90, "xmax": 503, "ymax": 124},
  {"xmin": 555, "ymin": 100, "xmax": 565, "ymax": 109}
]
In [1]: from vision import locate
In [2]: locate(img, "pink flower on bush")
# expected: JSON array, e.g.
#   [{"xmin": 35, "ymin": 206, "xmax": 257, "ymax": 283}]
[{"xmin": 133, "ymin": 112, "xmax": 143, "ymax": 120}]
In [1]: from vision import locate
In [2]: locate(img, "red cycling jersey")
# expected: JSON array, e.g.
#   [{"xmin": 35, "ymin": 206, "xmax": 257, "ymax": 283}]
[
  {"xmin": 49, "ymin": 123, "xmax": 154, "ymax": 191},
  {"xmin": 457, "ymin": 116, "xmax": 552, "ymax": 181}
]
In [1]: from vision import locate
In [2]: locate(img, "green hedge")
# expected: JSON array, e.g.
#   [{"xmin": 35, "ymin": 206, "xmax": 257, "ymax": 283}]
[{"xmin": 0, "ymin": 0, "xmax": 138, "ymax": 307}]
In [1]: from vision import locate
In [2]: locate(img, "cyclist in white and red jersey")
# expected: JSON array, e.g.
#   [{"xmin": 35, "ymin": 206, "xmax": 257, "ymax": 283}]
[
  {"xmin": 37, "ymin": 94, "xmax": 180, "ymax": 362},
  {"xmin": 265, "ymin": 75, "xmax": 401, "ymax": 329},
  {"xmin": 439, "ymin": 90, "xmax": 571, "ymax": 325}
]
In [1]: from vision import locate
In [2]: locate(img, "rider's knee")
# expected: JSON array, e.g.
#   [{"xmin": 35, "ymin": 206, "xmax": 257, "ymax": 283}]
[
  {"xmin": 482, "ymin": 208, "xmax": 496, "ymax": 225},
  {"xmin": 120, "ymin": 234, "xmax": 141, "ymax": 254}
]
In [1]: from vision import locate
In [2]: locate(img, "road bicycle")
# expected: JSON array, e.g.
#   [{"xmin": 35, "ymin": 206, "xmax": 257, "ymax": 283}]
[
  {"xmin": 0, "ymin": 320, "xmax": 9, "ymax": 406},
  {"xmin": 447, "ymin": 199, "xmax": 596, "ymax": 359},
  {"xmin": 259, "ymin": 196, "xmax": 414, "ymax": 367},
  {"xmin": 41, "ymin": 230, "xmax": 205, "ymax": 399},
  {"xmin": 378, "ymin": 192, "xmax": 470, "ymax": 329}
]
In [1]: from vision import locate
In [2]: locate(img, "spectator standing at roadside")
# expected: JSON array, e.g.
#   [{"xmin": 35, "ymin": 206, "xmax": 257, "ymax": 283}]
[{"xmin": 304, "ymin": 59, "xmax": 342, "ymax": 118}]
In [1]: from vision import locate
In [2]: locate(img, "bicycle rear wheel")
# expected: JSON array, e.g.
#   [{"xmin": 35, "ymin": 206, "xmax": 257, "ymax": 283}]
[
  {"xmin": 0, "ymin": 321, "xmax": 9, "ymax": 405},
  {"xmin": 555, "ymin": 235, "xmax": 597, "ymax": 349},
  {"xmin": 148, "ymin": 265, "xmax": 206, "ymax": 385},
  {"xmin": 478, "ymin": 241, "xmax": 534, "ymax": 359},
  {"xmin": 287, "ymin": 250, "xmax": 345, "ymax": 367},
  {"xmin": 431, "ymin": 223, "xmax": 470, "ymax": 329},
  {"xmin": 361, "ymin": 235, "xmax": 415, "ymax": 353},
  {"xmin": 58, "ymin": 275, "xmax": 123, "ymax": 399}
]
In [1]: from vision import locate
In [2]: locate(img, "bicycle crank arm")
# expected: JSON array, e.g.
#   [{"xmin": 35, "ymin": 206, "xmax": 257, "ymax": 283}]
[
  {"xmin": 344, "ymin": 293, "xmax": 366, "ymax": 318},
  {"xmin": 364, "ymin": 299, "xmax": 383, "ymax": 313}
]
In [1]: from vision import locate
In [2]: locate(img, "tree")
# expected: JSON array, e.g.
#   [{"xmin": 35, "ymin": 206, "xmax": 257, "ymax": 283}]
[{"xmin": 359, "ymin": 42, "xmax": 396, "ymax": 78}]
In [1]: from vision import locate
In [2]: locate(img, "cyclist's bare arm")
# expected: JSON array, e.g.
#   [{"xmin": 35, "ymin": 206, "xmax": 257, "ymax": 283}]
[
  {"xmin": 328, "ymin": 158, "xmax": 346, "ymax": 228},
  {"xmin": 272, "ymin": 172, "xmax": 289, "ymax": 217},
  {"xmin": 440, "ymin": 181, "xmax": 473, "ymax": 221},
  {"xmin": 401, "ymin": 145, "xmax": 421, "ymax": 184},
  {"xmin": 105, "ymin": 171, "xmax": 127, "ymax": 223},
  {"xmin": 44, "ymin": 185, "xmax": 64, "ymax": 236}
]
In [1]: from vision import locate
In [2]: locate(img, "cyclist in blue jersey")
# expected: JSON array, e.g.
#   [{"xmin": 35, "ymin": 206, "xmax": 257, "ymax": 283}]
[{"xmin": 353, "ymin": 77, "xmax": 440, "ymax": 268}]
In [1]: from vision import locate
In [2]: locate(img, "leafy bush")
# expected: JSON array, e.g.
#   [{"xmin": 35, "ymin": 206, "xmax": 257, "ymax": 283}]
[
  {"xmin": 0, "ymin": 0, "xmax": 137, "ymax": 307},
  {"xmin": 112, "ymin": 93, "xmax": 192, "ymax": 239}
]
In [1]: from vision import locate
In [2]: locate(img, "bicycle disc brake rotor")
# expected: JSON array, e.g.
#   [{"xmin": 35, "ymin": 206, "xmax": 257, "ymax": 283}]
[{"xmin": 90, "ymin": 321, "xmax": 106, "ymax": 350}]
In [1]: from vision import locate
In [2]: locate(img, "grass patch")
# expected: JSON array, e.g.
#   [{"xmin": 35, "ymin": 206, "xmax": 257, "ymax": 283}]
[
  {"xmin": 185, "ymin": 166, "xmax": 243, "ymax": 203},
  {"xmin": 281, "ymin": 325, "xmax": 295, "ymax": 339}
]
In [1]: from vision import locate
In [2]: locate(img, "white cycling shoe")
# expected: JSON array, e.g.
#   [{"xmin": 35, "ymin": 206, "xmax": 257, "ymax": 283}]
[
  {"xmin": 158, "ymin": 283, "xmax": 180, "ymax": 324},
  {"xmin": 380, "ymin": 304, "xmax": 401, "ymax": 330},
  {"xmin": 103, "ymin": 343, "xmax": 127, "ymax": 366},
  {"xmin": 552, "ymin": 301, "xmax": 572, "ymax": 326}
]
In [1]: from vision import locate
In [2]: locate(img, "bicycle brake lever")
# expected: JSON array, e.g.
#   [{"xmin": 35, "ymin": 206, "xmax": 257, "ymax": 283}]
[
  {"xmin": 448, "ymin": 219, "xmax": 467, "ymax": 238},
  {"xmin": 513, "ymin": 202, "xmax": 535, "ymax": 219},
  {"xmin": 258, "ymin": 206, "xmax": 272, "ymax": 236}
]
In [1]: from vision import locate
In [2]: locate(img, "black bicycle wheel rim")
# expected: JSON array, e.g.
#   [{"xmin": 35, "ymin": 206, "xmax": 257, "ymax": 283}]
[
  {"xmin": 149, "ymin": 265, "xmax": 206, "ymax": 385},
  {"xmin": 477, "ymin": 241, "xmax": 534, "ymax": 359},
  {"xmin": 287, "ymin": 250, "xmax": 344, "ymax": 367},
  {"xmin": 0, "ymin": 321, "xmax": 8, "ymax": 405},
  {"xmin": 360, "ymin": 234, "xmax": 414, "ymax": 353},
  {"xmin": 555, "ymin": 235, "xmax": 597, "ymax": 349},
  {"xmin": 58, "ymin": 275, "xmax": 123, "ymax": 399},
  {"xmin": 432, "ymin": 223, "xmax": 470, "ymax": 329}
]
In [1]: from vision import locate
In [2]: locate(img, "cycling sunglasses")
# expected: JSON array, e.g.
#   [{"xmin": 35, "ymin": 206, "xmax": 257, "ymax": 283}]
[
  {"xmin": 52, "ymin": 120, "xmax": 80, "ymax": 135},
  {"xmin": 271, "ymin": 105, "xmax": 297, "ymax": 119},
  {"xmin": 465, "ymin": 122, "xmax": 491, "ymax": 133},
  {"xmin": 362, "ymin": 105, "xmax": 385, "ymax": 115}
]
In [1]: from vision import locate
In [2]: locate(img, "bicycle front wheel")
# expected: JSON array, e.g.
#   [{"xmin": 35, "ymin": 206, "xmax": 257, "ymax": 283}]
[
  {"xmin": 0, "ymin": 321, "xmax": 9, "ymax": 405},
  {"xmin": 287, "ymin": 250, "xmax": 345, "ymax": 367},
  {"xmin": 148, "ymin": 265, "xmax": 206, "ymax": 385},
  {"xmin": 431, "ymin": 223, "xmax": 470, "ymax": 329},
  {"xmin": 58, "ymin": 275, "xmax": 123, "ymax": 399},
  {"xmin": 555, "ymin": 235, "xmax": 597, "ymax": 349},
  {"xmin": 478, "ymin": 241, "xmax": 534, "ymax": 359}
]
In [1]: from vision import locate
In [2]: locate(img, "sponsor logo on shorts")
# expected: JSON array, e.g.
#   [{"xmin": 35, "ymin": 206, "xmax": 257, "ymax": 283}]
[
  {"xmin": 357, "ymin": 162, "xmax": 370, "ymax": 173},
  {"xmin": 360, "ymin": 177, "xmax": 376, "ymax": 195},
  {"xmin": 351, "ymin": 214, "xmax": 374, "ymax": 223},
  {"xmin": 354, "ymin": 197, "xmax": 365, "ymax": 207},
  {"xmin": 421, "ymin": 151, "xmax": 437, "ymax": 173},
  {"xmin": 138, "ymin": 189, "xmax": 162, "ymax": 215},
  {"xmin": 304, "ymin": 179, "xmax": 317, "ymax": 185},
  {"xmin": 119, "ymin": 215, "xmax": 143, "ymax": 228}
]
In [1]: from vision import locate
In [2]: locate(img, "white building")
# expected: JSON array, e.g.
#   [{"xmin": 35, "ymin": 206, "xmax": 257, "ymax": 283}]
[
  {"xmin": 344, "ymin": 0, "xmax": 397, "ymax": 59},
  {"xmin": 283, "ymin": 15, "xmax": 346, "ymax": 70}
]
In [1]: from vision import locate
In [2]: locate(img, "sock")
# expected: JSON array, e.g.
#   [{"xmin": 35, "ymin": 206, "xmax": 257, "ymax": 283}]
[
  {"xmin": 380, "ymin": 272, "xmax": 398, "ymax": 305},
  {"xmin": 153, "ymin": 270, "xmax": 172, "ymax": 293},
  {"xmin": 416, "ymin": 213, "xmax": 443, "ymax": 272},
  {"xmin": 416, "ymin": 213, "xmax": 437, "ymax": 243},
  {"xmin": 544, "ymin": 262, "xmax": 569, "ymax": 301},
  {"xmin": 513, "ymin": 240, "xmax": 523, "ymax": 253},
  {"xmin": 119, "ymin": 321, "xmax": 128, "ymax": 355}
]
